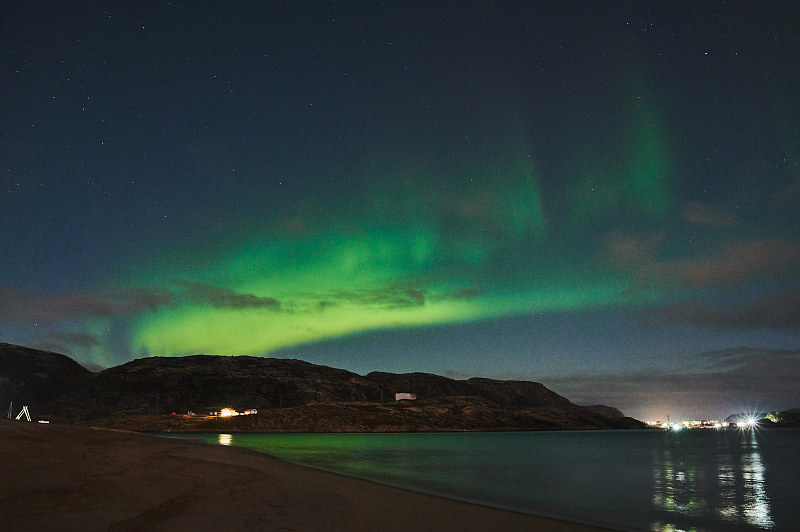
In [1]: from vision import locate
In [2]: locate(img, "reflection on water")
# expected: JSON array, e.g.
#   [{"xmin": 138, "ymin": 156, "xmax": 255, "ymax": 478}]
[
  {"xmin": 739, "ymin": 431, "xmax": 773, "ymax": 529},
  {"xmin": 160, "ymin": 429, "xmax": 797, "ymax": 531},
  {"xmin": 652, "ymin": 429, "xmax": 773, "ymax": 531}
]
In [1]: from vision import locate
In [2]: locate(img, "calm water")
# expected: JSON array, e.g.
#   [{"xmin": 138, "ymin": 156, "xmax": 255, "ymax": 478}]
[{"xmin": 160, "ymin": 429, "xmax": 800, "ymax": 531}]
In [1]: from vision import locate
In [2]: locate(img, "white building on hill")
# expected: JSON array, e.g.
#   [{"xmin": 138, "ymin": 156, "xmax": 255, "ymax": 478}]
[{"xmin": 395, "ymin": 393, "xmax": 417, "ymax": 401}]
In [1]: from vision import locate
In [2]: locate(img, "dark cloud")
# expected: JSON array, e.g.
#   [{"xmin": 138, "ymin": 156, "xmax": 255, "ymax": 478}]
[
  {"xmin": 445, "ymin": 287, "xmax": 483, "ymax": 300},
  {"xmin": 0, "ymin": 287, "xmax": 172, "ymax": 322},
  {"xmin": 683, "ymin": 201, "xmax": 736, "ymax": 227},
  {"xmin": 695, "ymin": 347, "xmax": 798, "ymax": 368},
  {"xmin": 638, "ymin": 238, "xmax": 799, "ymax": 288},
  {"xmin": 542, "ymin": 348, "xmax": 800, "ymax": 420},
  {"xmin": 324, "ymin": 283, "xmax": 483, "ymax": 310},
  {"xmin": 601, "ymin": 229, "xmax": 662, "ymax": 268},
  {"xmin": 36, "ymin": 331, "xmax": 100, "ymax": 348},
  {"xmin": 32, "ymin": 330, "xmax": 101, "ymax": 361},
  {"xmin": 176, "ymin": 281, "xmax": 280, "ymax": 310},
  {"xmin": 646, "ymin": 287, "xmax": 800, "ymax": 329},
  {"xmin": 330, "ymin": 285, "xmax": 427, "ymax": 309}
]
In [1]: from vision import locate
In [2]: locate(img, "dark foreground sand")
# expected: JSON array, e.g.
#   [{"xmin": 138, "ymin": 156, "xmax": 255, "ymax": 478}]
[{"xmin": 0, "ymin": 420, "xmax": 615, "ymax": 531}]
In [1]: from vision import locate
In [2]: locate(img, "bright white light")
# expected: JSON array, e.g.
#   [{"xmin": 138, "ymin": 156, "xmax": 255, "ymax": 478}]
[
  {"xmin": 738, "ymin": 417, "xmax": 758, "ymax": 429},
  {"xmin": 220, "ymin": 407, "xmax": 238, "ymax": 417},
  {"xmin": 672, "ymin": 424, "xmax": 683, "ymax": 432}
]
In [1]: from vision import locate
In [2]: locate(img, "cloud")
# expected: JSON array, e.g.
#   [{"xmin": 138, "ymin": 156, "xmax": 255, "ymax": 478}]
[
  {"xmin": 646, "ymin": 287, "xmax": 800, "ymax": 329},
  {"xmin": 323, "ymin": 283, "xmax": 483, "ymax": 310},
  {"xmin": 695, "ymin": 346, "xmax": 798, "ymax": 369},
  {"xmin": 32, "ymin": 330, "xmax": 101, "ymax": 359},
  {"xmin": 444, "ymin": 287, "xmax": 483, "ymax": 300},
  {"xmin": 176, "ymin": 281, "xmax": 281, "ymax": 309},
  {"xmin": 638, "ymin": 238, "xmax": 800, "ymax": 287},
  {"xmin": 601, "ymin": 229, "xmax": 662, "ymax": 268},
  {"xmin": 329, "ymin": 285, "xmax": 427, "ymax": 309},
  {"xmin": 683, "ymin": 201, "xmax": 735, "ymax": 227},
  {"xmin": 0, "ymin": 287, "xmax": 172, "ymax": 322},
  {"xmin": 542, "ymin": 348, "xmax": 800, "ymax": 420},
  {"xmin": 36, "ymin": 331, "xmax": 100, "ymax": 348}
]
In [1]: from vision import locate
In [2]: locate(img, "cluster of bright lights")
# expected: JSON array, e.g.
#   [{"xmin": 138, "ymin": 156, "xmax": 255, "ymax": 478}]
[
  {"xmin": 737, "ymin": 417, "xmax": 758, "ymax": 429},
  {"xmin": 646, "ymin": 419, "xmax": 741, "ymax": 431},
  {"xmin": 219, "ymin": 407, "xmax": 238, "ymax": 417},
  {"xmin": 648, "ymin": 414, "xmax": 765, "ymax": 431}
]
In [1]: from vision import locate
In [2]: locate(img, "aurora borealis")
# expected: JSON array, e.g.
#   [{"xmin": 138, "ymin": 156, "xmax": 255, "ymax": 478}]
[{"xmin": 2, "ymin": 2, "xmax": 799, "ymax": 420}]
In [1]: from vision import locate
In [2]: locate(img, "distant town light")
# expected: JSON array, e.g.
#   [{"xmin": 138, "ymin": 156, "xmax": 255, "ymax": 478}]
[
  {"xmin": 738, "ymin": 417, "xmax": 758, "ymax": 429},
  {"xmin": 220, "ymin": 407, "xmax": 238, "ymax": 417}
]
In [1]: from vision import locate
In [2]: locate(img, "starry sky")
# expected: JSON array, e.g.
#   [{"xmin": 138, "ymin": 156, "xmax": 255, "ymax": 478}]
[{"xmin": 2, "ymin": 2, "xmax": 799, "ymax": 421}]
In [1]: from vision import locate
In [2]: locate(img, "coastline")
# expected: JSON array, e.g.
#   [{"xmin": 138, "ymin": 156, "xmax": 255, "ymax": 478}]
[{"xmin": 0, "ymin": 420, "xmax": 616, "ymax": 531}]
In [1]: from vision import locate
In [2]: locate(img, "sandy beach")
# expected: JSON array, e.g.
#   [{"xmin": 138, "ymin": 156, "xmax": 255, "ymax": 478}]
[{"xmin": 0, "ymin": 419, "xmax": 615, "ymax": 531}]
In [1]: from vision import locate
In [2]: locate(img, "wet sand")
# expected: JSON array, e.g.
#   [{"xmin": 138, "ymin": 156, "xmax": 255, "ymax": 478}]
[{"xmin": 0, "ymin": 419, "xmax": 615, "ymax": 531}]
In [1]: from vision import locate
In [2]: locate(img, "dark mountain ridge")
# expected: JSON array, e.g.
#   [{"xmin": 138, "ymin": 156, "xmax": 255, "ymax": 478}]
[
  {"xmin": 0, "ymin": 343, "xmax": 91, "ymax": 408},
  {"xmin": 366, "ymin": 371, "xmax": 571, "ymax": 407},
  {"xmin": 2, "ymin": 342, "xmax": 644, "ymax": 431}
]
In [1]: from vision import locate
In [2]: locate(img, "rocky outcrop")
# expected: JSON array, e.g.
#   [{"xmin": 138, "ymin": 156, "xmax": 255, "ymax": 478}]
[
  {"xmin": 192, "ymin": 399, "xmax": 646, "ymax": 433},
  {"xmin": 726, "ymin": 409, "xmax": 800, "ymax": 427},
  {"xmin": 1, "ymin": 342, "xmax": 645, "ymax": 431},
  {"xmin": 365, "ymin": 372, "xmax": 571, "ymax": 407},
  {"xmin": 0, "ymin": 343, "xmax": 91, "ymax": 409},
  {"xmin": 45, "ymin": 355, "xmax": 386, "ymax": 419},
  {"xmin": 581, "ymin": 404, "xmax": 626, "ymax": 419}
]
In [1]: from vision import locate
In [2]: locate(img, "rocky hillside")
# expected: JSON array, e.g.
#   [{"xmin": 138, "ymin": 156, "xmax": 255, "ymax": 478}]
[
  {"xmin": 1, "ymin": 343, "xmax": 644, "ymax": 431},
  {"xmin": 0, "ymin": 343, "xmax": 91, "ymax": 410},
  {"xmin": 365, "ymin": 372, "xmax": 571, "ymax": 407},
  {"xmin": 46, "ymin": 354, "xmax": 386, "ymax": 418}
]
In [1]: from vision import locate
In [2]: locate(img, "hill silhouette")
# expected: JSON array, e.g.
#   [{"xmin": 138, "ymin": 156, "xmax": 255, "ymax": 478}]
[{"xmin": 2, "ymin": 342, "xmax": 644, "ymax": 431}]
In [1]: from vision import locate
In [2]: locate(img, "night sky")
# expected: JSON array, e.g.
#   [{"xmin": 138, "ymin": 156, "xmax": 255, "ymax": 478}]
[{"xmin": 3, "ymin": 2, "xmax": 799, "ymax": 421}]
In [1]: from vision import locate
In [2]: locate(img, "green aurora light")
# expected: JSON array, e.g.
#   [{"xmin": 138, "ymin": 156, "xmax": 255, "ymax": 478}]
[{"xmin": 130, "ymin": 96, "xmax": 673, "ymax": 357}]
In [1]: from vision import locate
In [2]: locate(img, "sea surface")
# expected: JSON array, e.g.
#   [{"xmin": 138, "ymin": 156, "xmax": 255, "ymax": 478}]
[{"xmin": 159, "ymin": 428, "xmax": 800, "ymax": 531}]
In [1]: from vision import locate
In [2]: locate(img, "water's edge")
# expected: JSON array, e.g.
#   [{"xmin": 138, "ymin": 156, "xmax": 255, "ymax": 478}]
[
  {"xmin": 145, "ymin": 430, "xmax": 628, "ymax": 530},
  {"xmin": 147, "ymin": 429, "xmax": 799, "ymax": 532}
]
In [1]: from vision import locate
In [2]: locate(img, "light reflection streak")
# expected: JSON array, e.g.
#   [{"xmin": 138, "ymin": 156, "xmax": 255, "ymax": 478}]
[
  {"xmin": 739, "ymin": 431, "xmax": 773, "ymax": 528},
  {"xmin": 218, "ymin": 433, "xmax": 232, "ymax": 446},
  {"xmin": 652, "ymin": 430, "xmax": 774, "ymax": 531}
]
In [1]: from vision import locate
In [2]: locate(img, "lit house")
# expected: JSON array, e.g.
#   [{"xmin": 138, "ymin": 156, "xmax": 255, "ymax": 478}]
[{"xmin": 211, "ymin": 408, "xmax": 259, "ymax": 417}]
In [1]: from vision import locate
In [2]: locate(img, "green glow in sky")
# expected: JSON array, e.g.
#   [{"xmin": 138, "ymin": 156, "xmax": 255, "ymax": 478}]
[
  {"xmin": 131, "ymin": 105, "xmax": 670, "ymax": 357},
  {"xmin": 131, "ymin": 225, "xmax": 637, "ymax": 356},
  {"xmin": 569, "ymin": 93, "xmax": 671, "ymax": 228}
]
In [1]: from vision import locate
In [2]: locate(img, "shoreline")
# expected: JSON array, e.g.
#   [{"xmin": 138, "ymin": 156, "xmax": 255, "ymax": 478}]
[
  {"xmin": 0, "ymin": 419, "xmax": 617, "ymax": 531},
  {"xmin": 149, "ymin": 430, "xmax": 620, "ymax": 529}
]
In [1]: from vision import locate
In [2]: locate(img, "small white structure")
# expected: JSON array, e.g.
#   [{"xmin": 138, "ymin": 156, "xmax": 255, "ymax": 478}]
[
  {"xmin": 395, "ymin": 393, "xmax": 417, "ymax": 401},
  {"xmin": 14, "ymin": 405, "xmax": 31, "ymax": 421}
]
